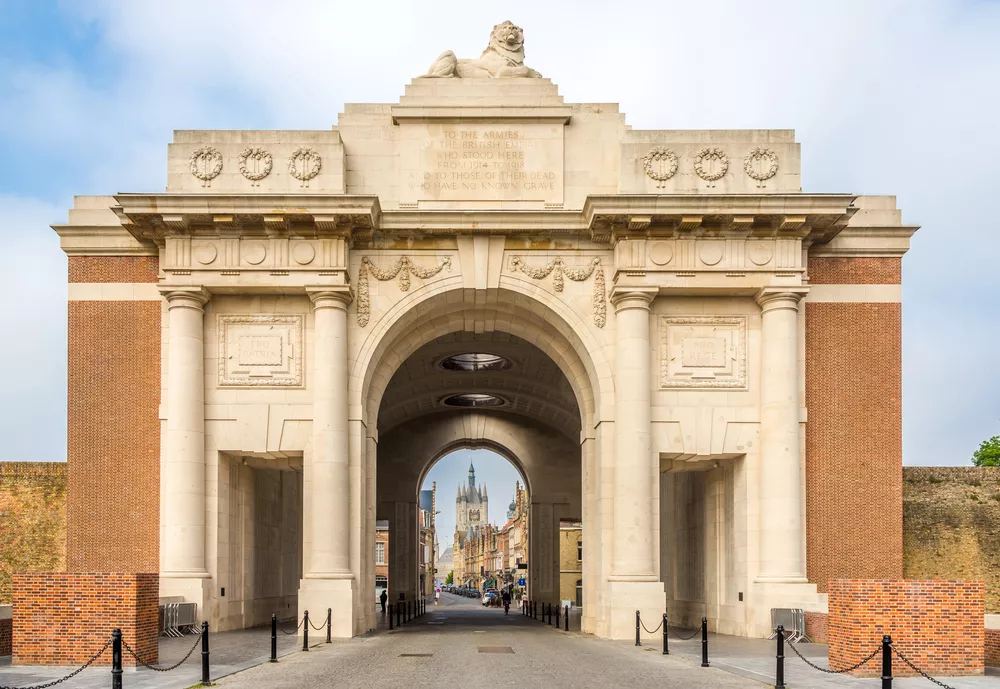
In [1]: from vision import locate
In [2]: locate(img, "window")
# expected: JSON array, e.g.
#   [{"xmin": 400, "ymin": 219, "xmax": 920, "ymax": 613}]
[
  {"xmin": 577, "ymin": 537, "xmax": 582, "ymax": 562},
  {"xmin": 440, "ymin": 353, "xmax": 512, "ymax": 372},
  {"xmin": 376, "ymin": 541, "xmax": 385, "ymax": 565},
  {"xmin": 576, "ymin": 580, "xmax": 583, "ymax": 608},
  {"xmin": 443, "ymin": 393, "xmax": 506, "ymax": 407}
]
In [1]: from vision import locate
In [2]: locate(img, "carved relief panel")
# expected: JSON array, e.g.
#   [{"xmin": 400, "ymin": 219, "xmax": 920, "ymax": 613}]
[
  {"xmin": 218, "ymin": 315, "xmax": 304, "ymax": 387},
  {"xmin": 659, "ymin": 316, "xmax": 747, "ymax": 389}
]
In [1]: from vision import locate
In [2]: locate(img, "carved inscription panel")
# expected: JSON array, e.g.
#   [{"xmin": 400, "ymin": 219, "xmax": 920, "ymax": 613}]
[
  {"xmin": 218, "ymin": 315, "xmax": 303, "ymax": 387},
  {"xmin": 660, "ymin": 316, "xmax": 747, "ymax": 389},
  {"xmin": 400, "ymin": 123, "xmax": 563, "ymax": 204}
]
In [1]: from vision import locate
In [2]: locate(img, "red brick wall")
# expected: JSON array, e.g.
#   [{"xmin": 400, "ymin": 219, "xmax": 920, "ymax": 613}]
[
  {"xmin": 68, "ymin": 256, "xmax": 159, "ymax": 283},
  {"xmin": 805, "ymin": 256, "xmax": 903, "ymax": 592},
  {"xmin": 986, "ymin": 629, "xmax": 1000, "ymax": 667},
  {"xmin": 808, "ymin": 257, "xmax": 901, "ymax": 285},
  {"xmin": 828, "ymin": 579, "xmax": 984, "ymax": 677},
  {"xmin": 0, "ymin": 616, "xmax": 11, "ymax": 656},
  {"xmin": 805, "ymin": 611, "xmax": 828, "ymax": 643},
  {"xmin": 12, "ymin": 573, "xmax": 158, "ymax": 666},
  {"xmin": 67, "ymin": 256, "xmax": 160, "ymax": 573}
]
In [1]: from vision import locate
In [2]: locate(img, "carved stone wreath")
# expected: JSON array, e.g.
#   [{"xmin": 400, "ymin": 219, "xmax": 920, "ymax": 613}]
[
  {"xmin": 288, "ymin": 147, "xmax": 322, "ymax": 188},
  {"xmin": 641, "ymin": 147, "xmax": 679, "ymax": 187},
  {"xmin": 238, "ymin": 147, "xmax": 273, "ymax": 186},
  {"xmin": 356, "ymin": 256, "xmax": 452, "ymax": 327},
  {"xmin": 189, "ymin": 147, "xmax": 223, "ymax": 187},
  {"xmin": 743, "ymin": 147, "xmax": 779, "ymax": 186},
  {"xmin": 508, "ymin": 256, "xmax": 606, "ymax": 328},
  {"xmin": 693, "ymin": 147, "xmax": 729, "ymax": 185}
]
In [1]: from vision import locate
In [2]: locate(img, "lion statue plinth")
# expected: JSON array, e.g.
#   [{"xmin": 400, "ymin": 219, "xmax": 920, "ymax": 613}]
[{"xmin": 422, "ymin": 21, "xmax": 541, "ymax": 79}]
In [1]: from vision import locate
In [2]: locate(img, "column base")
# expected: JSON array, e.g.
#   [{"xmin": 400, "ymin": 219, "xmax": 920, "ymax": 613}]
[
  {"xmin": 606, "ymin": 580, "xmax": 666, "ymax": 640},
  {"xmin": 159, "ymin": 576, "xmax": 210, "ymax": 623},
  {"xmin": 747, "ymin": 581, "xmax": 824, "ymax": 638},
  {"xmin": 299, "ymin": 578, "xmax": 356, "ymax": 639}
]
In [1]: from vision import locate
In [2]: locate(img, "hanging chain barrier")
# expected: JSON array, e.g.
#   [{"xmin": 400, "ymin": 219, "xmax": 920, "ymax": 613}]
[
  {"xmin": 785, "ymin": 636, "xmax": 881, "ymax": 674},
  {"xmin": 277, "ymin": 615, "xmax": 306, "ymax": 635},
  {"xmin": 121, "ymin": 631, "xmax": 201, "ymax": 672},
  {"xmin": 637, "ymin": 611, "xmax": 663, "ymax": 635},
  {"xmin": 308, "ymin": 616, "xmax": 327, "ymax": 632},
  {"xmin": 0, "ymin": 637, "xmax": 111, "ymax": 689},
  {"xmin": 669, "ymin": 623, "xmax": 702, "ymax": 641},
  {"xmin": 891, "ymin": 645, "xmax": 956, "ymax": 689}
]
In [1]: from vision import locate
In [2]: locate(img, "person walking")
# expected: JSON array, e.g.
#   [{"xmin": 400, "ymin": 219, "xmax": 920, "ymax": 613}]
[
  {"xmin": 435, "ymin": 587, "xmax": 441, "ymax": 605},
  {"xmin": 379, "ymin": 589, "xmax": 388, "ymax": 614}
]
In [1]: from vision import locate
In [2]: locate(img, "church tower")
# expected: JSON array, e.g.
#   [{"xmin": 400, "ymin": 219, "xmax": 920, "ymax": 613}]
[{"xmin": 455, "ymin": 462, "xmax": 488, "ymax": 547}]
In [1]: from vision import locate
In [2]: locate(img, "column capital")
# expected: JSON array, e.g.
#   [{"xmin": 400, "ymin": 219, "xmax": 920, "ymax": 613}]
[
  {"xmin": 159, "ymin": 286, "xmax": 210, "ymax": 310},
  {"xmin": 609, "ymin": 287, "xmax": 657, "ymax": 312},
  {"xmin": 306, "ymin": 286, "xmax": 353, "ymax": 310},
  {"xmin": 755, "ymin": 286, "xmax": 809, "ymax": 311}
]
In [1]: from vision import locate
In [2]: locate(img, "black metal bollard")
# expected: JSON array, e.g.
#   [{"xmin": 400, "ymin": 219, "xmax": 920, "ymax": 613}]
[
  {"xmin": 775, "ymin": 624, "xmax": 785, "ymax": 689},
  {"xmin": 565, "ymin": 606, "xmax": 570, "ymax": 632},
  {"xmin": 549, "ymin": 603, "xmax": 554, "ymax": 625},
  {"xmin": 407, "ymin": 600, "xmax": 412, "ymax": 622},
  {"xmin": 662, "ymin": 614, "xmax": 669, "ymax": 655},
  {"xmin": 270, "ymin": 614, "xmax": 277, "ymax": 662},
  {"xmin": 389, "ymin": 603, "xmax": 394, "ymax": 629},
  {"xmin": 701, "ymin": 617, "xmax": 709, "ymax": 667},
  {"xmin": 881, "ymin": 635, "xmax": 893, "ymax": 689},
  {"xmin": 635, "ymin": 610, "xmax": 641, "ymax": 646},
  {"xmin": 111, "ymin": 628, "xmax": 123, "ymax": 689},
  {"xmin": 303, "ymin": 610, "xmax": 309, "ymax": 652},
  {"xmin": 201, "ymin": 620, "xmax": 210, "ymax": 686},
  {"xmin": 326, "ymin": 608, "xmax": 332, "ymax": 643},
  {"xmin": 556, "ymin": 604, "xmax": 560, "ymax": 628}
]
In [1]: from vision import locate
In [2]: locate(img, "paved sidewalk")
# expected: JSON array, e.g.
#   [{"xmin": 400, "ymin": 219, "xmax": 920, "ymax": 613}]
[
  {"xmin": 0, "ymin": 624, "xmax": 309, "ymax": 689},
  {"xmin": 2, "ymin": 596, "xmax": 997, "ymax": 688}
]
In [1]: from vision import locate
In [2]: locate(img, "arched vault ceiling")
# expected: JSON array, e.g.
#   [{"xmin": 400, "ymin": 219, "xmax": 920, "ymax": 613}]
[{"xmin": 377, "ymin": 332, "xmax": 580, "ymax": 440}]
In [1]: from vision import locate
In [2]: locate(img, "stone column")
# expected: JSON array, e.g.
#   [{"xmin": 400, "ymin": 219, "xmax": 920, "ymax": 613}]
[
  {"xmin": 160, "ymin": 287, "xmax": 210, "ymax": 580},
  {"xmin": 299, "ymin": 287, "xmax": 355, "ymax": 637},
  {"xmin": 609, "ymin": 289, "xmax": 657, "ymax": 579},
  {"xmin": 606, "ymin": 288, "xmax": 665, "ymax": 639},
  {"xmin": 756, "ymin": 287, "xmax": 809, "ymax": 582}
]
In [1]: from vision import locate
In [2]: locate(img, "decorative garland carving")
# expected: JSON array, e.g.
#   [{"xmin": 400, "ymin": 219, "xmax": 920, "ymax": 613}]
[
  {"xmin": 641, "ymin": 147, "xmax": 678, "ymax": 188},
  {"xmin": 508, "ymin": 256, "xmax": 606, "ymax": 328},
  {"xmin": 743, "ymin": 147, "xmax": 779, "ymax": 187},
  {"xmin": 693, "ymin": 147, "xmax": 729, "ymax": 187},
  {"xmin": 189, "ymin": 147, "xmax": 223, "ymax": 187},
  {"xmin": 288, "ymin": 147, "xmax": 322, "ymax": 188},
  {"xmin": 356, "ymin": 256, "xmax": 453, "ymax": 327},
  {"xmin": 238, "ymin": 147, "xmax": 272, "ymax": 186}
]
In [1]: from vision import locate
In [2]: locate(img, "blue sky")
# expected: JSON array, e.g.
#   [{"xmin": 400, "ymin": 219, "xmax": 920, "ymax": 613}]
[
  {"xmin": 0, "ymin": 0, "xmax": 998, "ymax": 467},
  {"xmin": 422, "ymin": 449, "xmax": 524, "ymax": 553}
]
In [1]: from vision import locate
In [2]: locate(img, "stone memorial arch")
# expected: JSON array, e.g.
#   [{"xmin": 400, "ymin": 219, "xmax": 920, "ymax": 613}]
[{"xmin": 52, "ymin": 23, "xmax": 916, "ymax": 640}]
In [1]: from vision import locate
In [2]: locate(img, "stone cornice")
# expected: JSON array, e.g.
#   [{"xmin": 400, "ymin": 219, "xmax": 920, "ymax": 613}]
[
  {"xmin": 113, "ymin": 194, "xmax": 382, "ymax": 244},
  {"xmin": 107, "ymin": 193, "xmax": 858, "ymax": 245}
]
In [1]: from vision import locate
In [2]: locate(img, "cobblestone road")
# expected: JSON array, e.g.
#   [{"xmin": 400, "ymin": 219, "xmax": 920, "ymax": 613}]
[{"xmin": 216, "ymin": 593, "xmax": 765, "ymax": 689}]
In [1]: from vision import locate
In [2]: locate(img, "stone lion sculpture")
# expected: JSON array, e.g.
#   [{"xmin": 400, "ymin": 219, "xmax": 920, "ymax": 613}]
[{"xmin": 423, "ymin": 21, "xmax": 542, "ymax": 78}]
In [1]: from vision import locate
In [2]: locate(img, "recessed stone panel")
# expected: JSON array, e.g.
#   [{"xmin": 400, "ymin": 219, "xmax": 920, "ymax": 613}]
[
  {"xmin": 218, "ymin": 315, "xmax": 303, "ymax": 387},
  {"xmin": 660, "ymin": 316, "xmax": 747, "ymax": 389},
  {"xmin": 399, "ymin": 122, "xmax": 564, "ymax": 205}
]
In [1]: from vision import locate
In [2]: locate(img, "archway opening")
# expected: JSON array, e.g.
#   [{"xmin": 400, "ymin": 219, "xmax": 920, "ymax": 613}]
[
  {"xmin": 419, "ymin": 448, "xmax": 528, "ymax": 606},
  {"xmin": 372, "ymin": 326, "xmax": 585, "ymax": 629}
]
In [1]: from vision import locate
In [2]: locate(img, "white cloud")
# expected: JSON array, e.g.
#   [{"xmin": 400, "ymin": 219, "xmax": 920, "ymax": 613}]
[{"xmin": 1, "ymin": 0, "xmax": 997, "ymax": 464}]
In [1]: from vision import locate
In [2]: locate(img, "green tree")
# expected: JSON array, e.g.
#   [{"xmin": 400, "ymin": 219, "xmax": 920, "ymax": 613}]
[
  {"xmin": 972, "ymin": 435, "xmax": 1000, "ymax": 467},
  {"xmin": 445, "ymin": 570, "xmax": 454, "ymax": 585}
]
